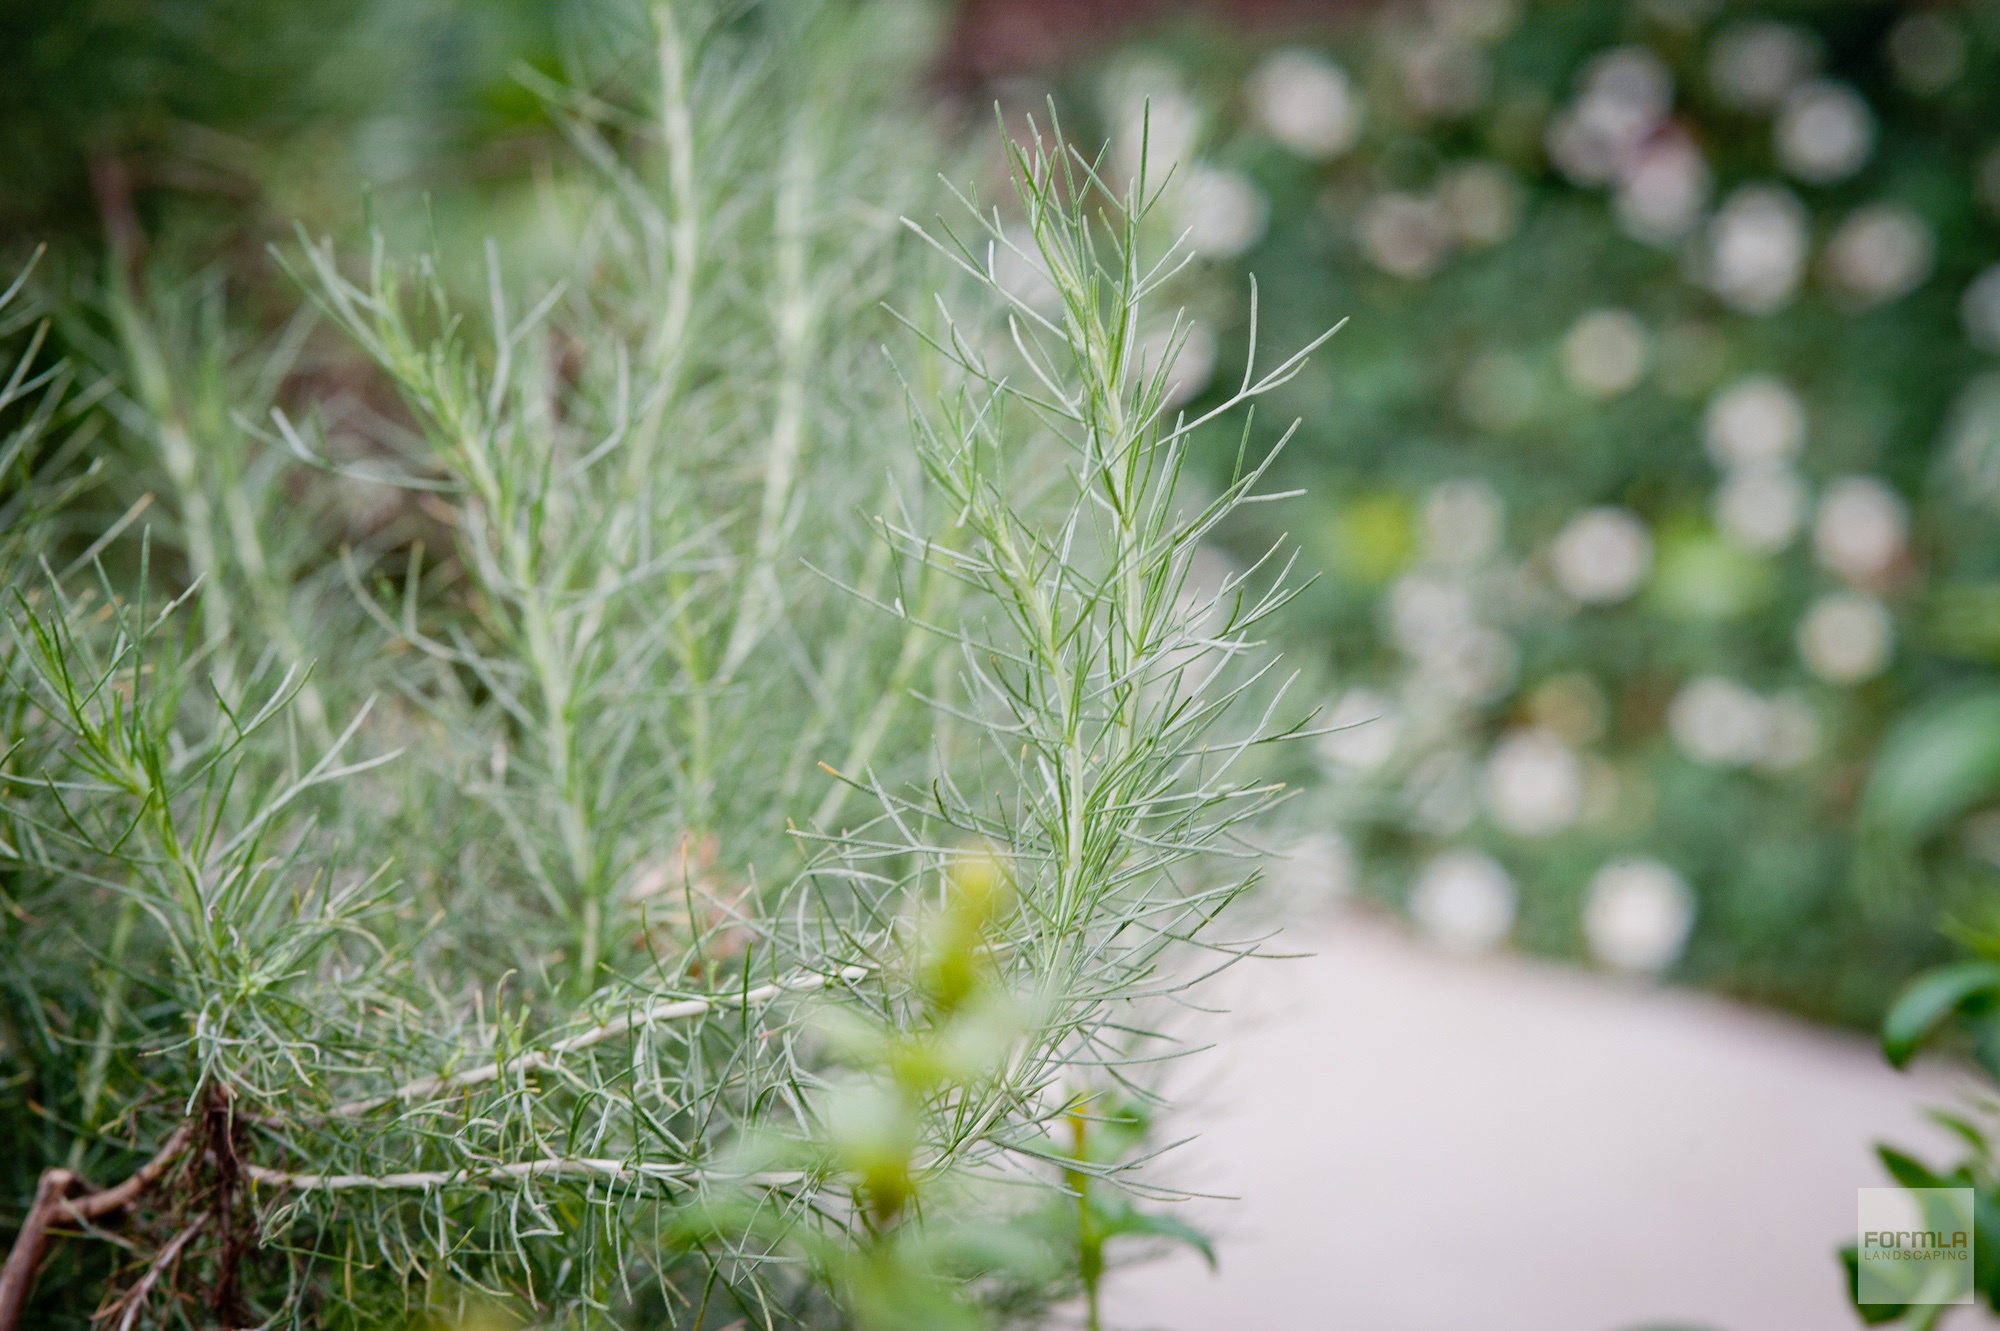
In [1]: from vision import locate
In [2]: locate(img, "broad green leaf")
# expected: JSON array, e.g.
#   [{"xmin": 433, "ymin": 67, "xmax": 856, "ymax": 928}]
[
  {"xmin": 1096, "ymin": 1205, "xmax": 1217, "ymax": 1269},
  {"xmin": 1861, "ymin": 693, "xmax": 2000, "ymax": 844},
  {"xmin": 1842, "ymin": 1244, "xmax": 1908, "ymax": 1324},
  {"xmin": 1881, "ymin": 962, "xmax": 2000, "ymax": 1067},
  {"xmin": 1877, "ymin": 1145, "xmax": 1950, "ymax": 1190}
]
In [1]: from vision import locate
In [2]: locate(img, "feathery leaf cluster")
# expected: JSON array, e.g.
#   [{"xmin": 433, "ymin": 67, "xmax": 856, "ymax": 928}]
[{"xmin": 0, "ymin": 14, "xmax": 1331, "ymax": 1325}]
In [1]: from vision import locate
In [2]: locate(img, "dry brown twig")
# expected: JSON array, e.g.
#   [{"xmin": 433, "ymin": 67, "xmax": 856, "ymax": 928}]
[
  {"xmin": 0, "ymin": 1120, "xmax": 196, "ymax": 1331},
  {"xmin": 99, "ymin": 1213, "xmax": 208, "ymax": 1331}
]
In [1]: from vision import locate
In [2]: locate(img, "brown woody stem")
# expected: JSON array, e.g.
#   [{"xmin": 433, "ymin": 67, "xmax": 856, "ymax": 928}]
[{"xmin": 0, "ymin": 1120, "xmax": 194, "ymax": 1331}]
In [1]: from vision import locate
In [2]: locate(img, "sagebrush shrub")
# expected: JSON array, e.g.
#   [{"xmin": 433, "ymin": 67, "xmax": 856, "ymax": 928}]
[{"xmin": 0, "ymin": 10, "xmax": 1332, "ymax": 1327}]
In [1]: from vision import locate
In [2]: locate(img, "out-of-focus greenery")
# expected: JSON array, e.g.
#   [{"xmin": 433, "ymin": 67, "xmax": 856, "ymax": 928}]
[
  {"xmin": 0, "ymin": 0, "xmax": 949, "ymax": 298},
  {"xmin": 1025, "ymin": 0, "xmax": 2000, "ymax": 1024},
  {"xmin": 0, "ymin": 0, "xmax": 559, "ymax": 233}
]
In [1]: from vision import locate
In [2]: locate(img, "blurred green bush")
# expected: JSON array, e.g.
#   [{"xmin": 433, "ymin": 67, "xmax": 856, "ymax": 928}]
[
  {"xmin": 1020, "ymin": 0, "xmax": 2000, "ymax": 1024},
  {"xmin": 0, "ymin": 1, "xmax": 572, "ymax": 236}
]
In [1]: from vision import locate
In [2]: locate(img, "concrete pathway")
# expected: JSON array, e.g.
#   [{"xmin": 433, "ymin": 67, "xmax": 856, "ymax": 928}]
[{"xmin": 1101, "ymin": 911, "xmax": 1999, "ymax": 1331}]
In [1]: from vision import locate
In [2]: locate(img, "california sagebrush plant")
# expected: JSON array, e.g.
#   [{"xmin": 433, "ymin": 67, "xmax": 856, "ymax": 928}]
[{"xmin": 0, "ymin": 6, "xmax": 1331, "ymax": 1325}]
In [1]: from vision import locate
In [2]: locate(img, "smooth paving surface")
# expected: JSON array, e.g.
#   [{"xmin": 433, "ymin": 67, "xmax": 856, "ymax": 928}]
[{"xmin": 1101, "ymin": 912, "xmax": 1999, "ymax": 1331}]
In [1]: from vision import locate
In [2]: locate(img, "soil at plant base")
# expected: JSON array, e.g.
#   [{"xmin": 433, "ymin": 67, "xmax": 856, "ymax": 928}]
[{"xmin": 1101, "ymin": 910, "xmax": 2000, "ymax": 1331}]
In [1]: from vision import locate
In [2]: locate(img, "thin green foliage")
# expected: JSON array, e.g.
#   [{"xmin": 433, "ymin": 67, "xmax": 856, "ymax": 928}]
[{"xmin": 0, "ymin": 11, "xmax": 1336, "ymax": 1320}]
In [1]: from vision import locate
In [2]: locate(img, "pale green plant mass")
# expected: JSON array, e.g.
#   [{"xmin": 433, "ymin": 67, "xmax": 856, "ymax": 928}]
[{"xmin": 0, "ymin": 9, "xmax": 1333, "ymax": 1326}]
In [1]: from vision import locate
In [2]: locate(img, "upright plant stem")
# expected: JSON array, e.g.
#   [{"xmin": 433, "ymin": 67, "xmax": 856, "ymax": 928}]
[
  {"xmin": 1070, "ymin": 1110, "xmax": 1104, "ymax": 1331},
  {"xmin": 622, "ymin": 0, "xmax": 700, "ymax": 501},
  {"xmin": 68, "ymin": 894, "xmax": 138, "ymax": 1170},
  {"xmin": 720, "ymin": 120, "xmax": 816, "ymax": 682}
]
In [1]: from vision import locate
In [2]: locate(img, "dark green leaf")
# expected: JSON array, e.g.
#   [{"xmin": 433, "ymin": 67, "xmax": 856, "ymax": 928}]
[
  {"xmin": 1841, "ymin": 1244, "xmax": 1908, "ymax": 1324},
  {"xmin": 1881, "ymin": 962, "xmax": 2000, "ymax": 1067},
  {"xmin": 1877, "ymin": 1145, "xmax": 1949, "ymax": 1190}
]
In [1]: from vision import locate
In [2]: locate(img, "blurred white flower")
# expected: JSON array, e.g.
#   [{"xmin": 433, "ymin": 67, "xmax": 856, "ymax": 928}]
[
  {"xmin": 1422, "ymin": 479, "xmax": 1505, "ymax": 568},
  {"xmin": 1406, "ymin": 748, "xmax": 1483, "ymax": 834},
  {"xmin": 1714, "ymin": 464, "xmax": 1808, "ymax": 554},
  {"xmin": 1389, "ymin": 573, "xmax": 1475, "ymax": 656},
  {"xmin": 1584, "ymin": 859, "xmax": 1695, "ymax": 973},
  {"xmin": 1409, "ymin": 849, "xmax": 1516, "ymax": 952},
  {"xmin": 1586, "ymin": 44, "xmax": 1675, "ymax": 123},
  {"xmin": 1947, "ymin": 374, "xmax": 2000, "ymax": 507},
  {"xmin": 1544, "ymin": 110, "xmax": 1622, "ymax": 187},
  {"xmin": 1108, "ymin": 77, "xmax": 1201, "ymax": 185},
  {"xmin": 1176, "ymin": 166, "xmax": 1268, "ymax": 259},
  {"xmin": 1552, "ymin": 507, "xmax": 1653, "ymax": 604},
  {"xmin": 1544, "ymin": 48, "xmax": 1706, "ymax": 245},
  {"xmin": 1887, "ymin": 9, "xmax": 1967, "ymax": 96},
  {"xmin": 1758, "ymin": 690, "xmax": 1822, "ymax": 772},
  {"xmin": 1434, "ymin": 0, "xmax": 1519, "ymax": 41},
  {"xmin": 1615, "ymin": 130, "xmax": 1712, "ymax": 245},
  {"xmin": 1546, "ymin": 46, "xmax": 1674, "ymax": 186},
  {"xmin": 1360, "ymin": 192, "xmax": 1454, "ymax": 279},
  {"xmin": 1387, "ymin": 570, "xmax": 1516, "ymax": 705},
  {"xmin": 1963, "ymin": 265, "xmax": 2000, "ymax": 353},
  {"xmin": 1774, "ymin": 81, "xmax": 1875, "ymax": 184},
  {"xmin": 1137, "ymin": 320, "xmax": 1218, "ymax": 407},
  {"xmin": 1798, "ymin": 591, "xmax": 1894, "ymax": 684},
  {"xmin": 1704, "ymin": 375, "xmax": 1806, "ymax": 469},
  {"xmin": 1706, "ymin": 185, "xmax": 1809, "ymax": 315},
  {"xmin": 1275, "ymin": 831, "xmax": 1357, "ymax": 905},
  {"xmin": 1707, "ymin": 21, "xmax": 1819, "ymax": 111},
  {"xmin": 1824, "ymin": 204, "xmax": 1934, "ymax": 308},
  {"xmin": 1813, "ymin": 476, "xmax": 1908, "ymax": 583},
  {"xmin": 1247, "ymin": 50, "xmax": 1363, "ymax": 160},
  {"xmin": 1561, "ymin": 309, "xmax": 1652, "ymax": 397},
  {"xmin": 1485, "ymin": 728, "xmax": 1585, "ymax": 837},
  {"xmin": 1100, "ymin": 53, "xmax": 1183, "ymax": 116},
  {"xmin": 1413, "ymin": 624, "xmax": 1520, "ymax": 705},
  {"xmin": 1318, "ymin": 688, "xmax": 1403, "ymax": 772},
  {"xmin": 1438, "ymin": 160, "xmax": 1522, "ymax": 247},
  {"xmin": 1668, "ymin": 676, "xmax": 1772, "ymax": 767},
  {"xmin": 1395, "ymin": 33, "xmax": 1492, "ymax": 119}
]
